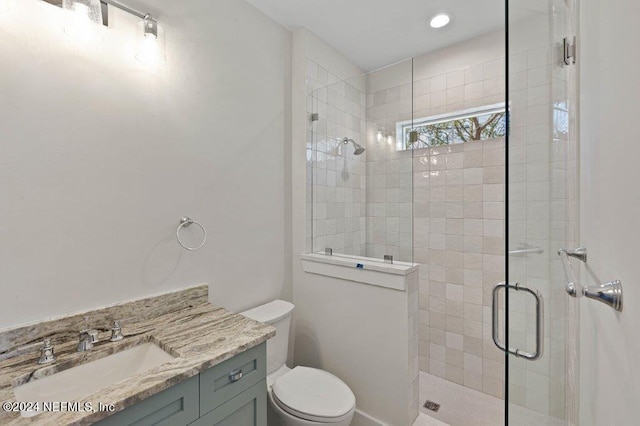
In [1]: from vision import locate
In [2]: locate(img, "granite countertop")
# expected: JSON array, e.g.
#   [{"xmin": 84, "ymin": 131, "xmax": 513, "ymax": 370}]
[{"xmin": 0, "ymin": 287, "xmax": 275, "ymax": 425}]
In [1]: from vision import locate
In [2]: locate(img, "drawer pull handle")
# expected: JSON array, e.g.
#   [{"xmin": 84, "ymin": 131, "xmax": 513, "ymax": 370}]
[{"xmin": 229, "ymin": 369, "xmax": 243, "ymax": 382}]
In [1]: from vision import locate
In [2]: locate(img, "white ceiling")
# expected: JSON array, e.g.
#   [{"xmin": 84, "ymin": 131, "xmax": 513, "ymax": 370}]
[{"xmin": 245, "ymin": 0, "xmax": 507, "ymax": 71}]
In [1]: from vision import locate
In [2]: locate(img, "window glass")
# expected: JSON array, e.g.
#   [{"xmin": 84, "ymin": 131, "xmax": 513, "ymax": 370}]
[{"xmin": 396, "ymin": 103, "xmax": 506, "ymax": 150}]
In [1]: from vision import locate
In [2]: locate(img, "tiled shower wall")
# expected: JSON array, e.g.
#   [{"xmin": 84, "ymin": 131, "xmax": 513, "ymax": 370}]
[
  {"xmin": 364, "ymin": 46, "xmax": 508, "ymax": 397},
  {"xmin": 417, "ymin": 138, "xmax": 506, "ymax": 398},
  {"xmin": 365, "ymin": 62, "xmax": 414, "ymax": 262},
  {"xmin": 306, "ymin": 59, "xmax": 367, "ymax": 256}
]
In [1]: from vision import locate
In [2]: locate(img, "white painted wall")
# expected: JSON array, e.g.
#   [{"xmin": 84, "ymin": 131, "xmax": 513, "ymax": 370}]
[
  {"xmin": 294, "ymin": 268, "xmax": 415, "ymax": 426},
  {"xmin": 579, "ymin": 0, "xmax": 640, "ymax": 424},
  {"xmin": 0, "ymin": 0, "xmax": 292, "ymax": 328}
]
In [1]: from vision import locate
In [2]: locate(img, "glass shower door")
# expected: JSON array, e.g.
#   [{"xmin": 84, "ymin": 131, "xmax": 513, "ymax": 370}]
[{"xmin": 503, "ymin": 0, "xmax": 578, "ymax": 424}]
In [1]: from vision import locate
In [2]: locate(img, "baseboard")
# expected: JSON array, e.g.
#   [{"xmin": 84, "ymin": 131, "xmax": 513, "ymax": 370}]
[{"xmin": 351, "ymin": 409, "xmax": 389, "ymax": 426}]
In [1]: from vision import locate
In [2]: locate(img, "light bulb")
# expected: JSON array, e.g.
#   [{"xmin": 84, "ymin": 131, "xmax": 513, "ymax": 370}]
[
  {"xmin": 62, "ymin": 0, "xmax": 104, "ymax": 44},
  {"xmin": 387, "ymin": 135, "xmax": 394, "ymax": 145},
  {"xmin": 136, "ymin": 15, "xmax": 165, "ymax": 66},
  {"xmin": 377, "ymin": 131, "xmax": 383, "ymax": 142}
]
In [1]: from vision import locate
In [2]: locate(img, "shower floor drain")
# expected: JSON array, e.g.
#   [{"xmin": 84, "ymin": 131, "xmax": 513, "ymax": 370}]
[{"xmin": 423, "ymin": 400, "xmax": 441, "ymax": 412}]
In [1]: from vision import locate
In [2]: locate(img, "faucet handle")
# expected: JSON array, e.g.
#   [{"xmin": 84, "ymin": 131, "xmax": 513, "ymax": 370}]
[
  {"xmin": 37, "ymin": 339, "xmax": 56, "ymax": 365},
  {"xmin": 110, "ymin": 321, "xmax": 124, "ymax": 342}
]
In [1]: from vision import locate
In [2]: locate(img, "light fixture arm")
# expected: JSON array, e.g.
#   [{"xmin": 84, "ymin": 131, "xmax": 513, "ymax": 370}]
[
  {"xmin": 100, "ymin": 0, "xmax": 148, "ymax": 20},
  {"xmin": 98, "ymin": 0, "xmax": 157, "ymax": 33}
]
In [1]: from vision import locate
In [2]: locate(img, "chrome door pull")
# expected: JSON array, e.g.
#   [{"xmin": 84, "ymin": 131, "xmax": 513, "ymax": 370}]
[
  {"xmin": 228, "ymin": 369, "xmax": 243, "ymax": 382},
  {"xmin": 492, "ymin": 282, "xmax": 544, "ymax": 361}
]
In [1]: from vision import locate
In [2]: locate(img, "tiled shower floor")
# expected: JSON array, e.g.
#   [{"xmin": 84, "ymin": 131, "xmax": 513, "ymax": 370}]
[
  {"xmin": 420, "ymin": 372, "xmax": 503, "ymax": 426},
  {"xmin": 419, "ymin": 372, "xmax": 564, "ymax": 426}
]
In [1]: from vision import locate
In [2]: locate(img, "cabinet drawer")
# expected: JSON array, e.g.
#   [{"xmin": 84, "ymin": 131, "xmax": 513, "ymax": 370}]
[
  {"xmin": 96, "ymin": 375, "xmax": 199, "ymax": 426},
  {"xmin": 190, "ymin": 380, "xmax": 266, "ymax": 426},
  {"xmin": 199, "ymin": 343, "xmax": 266, "ymax": 416}
]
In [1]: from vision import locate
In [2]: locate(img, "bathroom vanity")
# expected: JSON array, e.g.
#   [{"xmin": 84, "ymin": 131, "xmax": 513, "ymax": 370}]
[
  {"xmin": 96, "ymin": 343, "xmax": 266, "ymax": 426},
  {"xmin": 0, "ymin": 286, "xmax": 274, "ymax": 425}
]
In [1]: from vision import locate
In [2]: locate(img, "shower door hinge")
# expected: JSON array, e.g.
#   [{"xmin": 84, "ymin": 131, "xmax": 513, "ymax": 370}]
[{"xmin": 563, "ymin": 37, "xmax": 576, "ymax": 66}]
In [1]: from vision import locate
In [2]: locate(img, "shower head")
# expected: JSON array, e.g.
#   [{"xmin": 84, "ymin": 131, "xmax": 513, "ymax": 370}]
[
  {"xmin": 342, "ymin": 137, "xmax": 366, "ymax": 155},
  {"xmin": 353, "ymin": 144, "xmax": 365, "ymax": 155}
]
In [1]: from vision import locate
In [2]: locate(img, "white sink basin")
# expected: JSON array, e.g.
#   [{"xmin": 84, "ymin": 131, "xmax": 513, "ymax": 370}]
[{"xmin": 14, "ymin": 342, "xmax": 175, "ymax": 417}]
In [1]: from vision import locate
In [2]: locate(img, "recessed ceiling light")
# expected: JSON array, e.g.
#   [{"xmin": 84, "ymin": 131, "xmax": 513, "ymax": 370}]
[{"xmin": 430, "ymin": 13, "xmax": 451, "ymax": 29}]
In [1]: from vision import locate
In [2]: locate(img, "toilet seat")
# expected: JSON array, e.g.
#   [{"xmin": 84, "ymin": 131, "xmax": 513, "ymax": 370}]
[{"xmin": 271, "ymin": 366, "xmax": 356, "ymax": 423}]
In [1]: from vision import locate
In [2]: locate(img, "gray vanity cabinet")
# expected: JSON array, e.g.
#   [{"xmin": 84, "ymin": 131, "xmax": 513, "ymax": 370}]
[{"xmin": 95, "ymin": 343, "xmax": 266, "ymax": 426}]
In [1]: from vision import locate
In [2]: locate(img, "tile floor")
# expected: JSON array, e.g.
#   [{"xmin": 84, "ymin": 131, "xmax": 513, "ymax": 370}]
[{"xmin": 418, "ymin": 372, "xmax": 564, "ymax": 426}]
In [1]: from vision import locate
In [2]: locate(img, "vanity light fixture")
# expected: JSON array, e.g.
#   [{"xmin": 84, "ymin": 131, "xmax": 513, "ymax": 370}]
[
  {"xmin": 47, "ymin": 0, "xmax": 165, "ymax": 65},
  {"xmin": 429, "ymin": 13, "xmax": 452, "ymax": 29}
]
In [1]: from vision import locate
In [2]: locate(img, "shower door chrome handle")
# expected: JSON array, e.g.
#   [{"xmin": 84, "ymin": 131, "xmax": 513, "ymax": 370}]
[{"xmin": 492, "ymin": 282, "xmax": 544, "ymax": 361}]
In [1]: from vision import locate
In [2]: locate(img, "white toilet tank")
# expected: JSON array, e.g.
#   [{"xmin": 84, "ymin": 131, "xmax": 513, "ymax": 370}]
[{"xmin": 241, "ymin": 300, "xmax": 294, "ymax": 375}]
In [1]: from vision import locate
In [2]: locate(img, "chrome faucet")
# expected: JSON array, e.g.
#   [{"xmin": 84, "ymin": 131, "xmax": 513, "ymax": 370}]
[
  {"xmin": 37, "ymin": 339, "xmax": 56, "ymax": 365},
  {"xmin": 77, "ymin": 329, "xmax": 99, "ymax": 352}
]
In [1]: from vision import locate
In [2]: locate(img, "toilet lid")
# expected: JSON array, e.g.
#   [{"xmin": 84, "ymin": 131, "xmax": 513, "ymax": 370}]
[{"xmin": 272, "ymin": 366, "xmax": 356, "ymax": 422}]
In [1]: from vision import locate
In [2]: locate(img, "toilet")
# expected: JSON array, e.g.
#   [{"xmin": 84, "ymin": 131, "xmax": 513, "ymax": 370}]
[{"xmin": 242, "ymin": 300, "xmax": 356, "ymax": 426}]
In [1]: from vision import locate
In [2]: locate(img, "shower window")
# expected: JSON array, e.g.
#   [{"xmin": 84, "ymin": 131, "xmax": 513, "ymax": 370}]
[{"xmin": 395, "ymin": 102, "xmax": 506, "ymax": 150}]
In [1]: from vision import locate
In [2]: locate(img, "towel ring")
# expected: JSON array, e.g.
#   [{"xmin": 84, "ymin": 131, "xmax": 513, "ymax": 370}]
[{"xmin": 176, "ymin": 217, "xmax": 207, "ymax": 251}]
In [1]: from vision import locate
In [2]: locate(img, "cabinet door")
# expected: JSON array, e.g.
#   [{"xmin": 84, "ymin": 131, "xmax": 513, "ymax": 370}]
[
  {"xmin": 96, "ymin": 375, "xmax": 199, "ymax": 426},
  {"xmin": 190, "ymin": 380, "xmax": 266, "ymax": 426}
]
